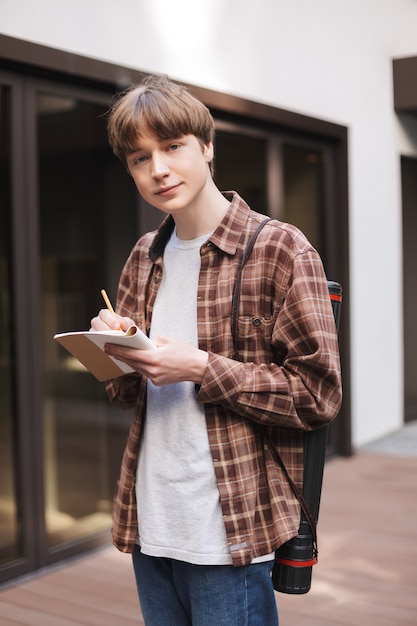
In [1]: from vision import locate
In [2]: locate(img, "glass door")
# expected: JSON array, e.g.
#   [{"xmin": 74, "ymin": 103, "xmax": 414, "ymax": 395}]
[
  {"xmin": 0, "ymin": 74, "xmax": 143, "ymax": 583},
  {"xmin": 36, "ymin": 87, "xmax": 139, "ymax": 552},
  {"xmin": 282, "ymin": 143, "xmax": 325, "ymax": 254}
]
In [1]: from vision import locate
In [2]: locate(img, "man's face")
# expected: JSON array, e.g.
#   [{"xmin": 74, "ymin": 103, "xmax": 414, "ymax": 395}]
[{"xmin": 126, "ymin": 131, "xmax": 214, "ymax": 217}]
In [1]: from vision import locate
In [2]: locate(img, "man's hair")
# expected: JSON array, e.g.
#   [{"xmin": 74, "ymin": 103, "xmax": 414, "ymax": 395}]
[{"xmin": 107, "ymin": 75, "xmax": 215, "ymax": 172}]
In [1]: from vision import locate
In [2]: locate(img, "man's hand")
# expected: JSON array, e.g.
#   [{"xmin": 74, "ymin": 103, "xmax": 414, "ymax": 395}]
[
  {"xmin": 90, "ymin": 309, "xmax": 135, "ymax": 332},
  {"xmin": 103, "ymin": 336, "xmax": 208, "ymax": 386}
]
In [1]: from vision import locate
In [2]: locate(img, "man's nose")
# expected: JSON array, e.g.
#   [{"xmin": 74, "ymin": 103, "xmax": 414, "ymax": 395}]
[{"xmin": 151, "ymin": 153, "xmax": 169, "ymax": 178}]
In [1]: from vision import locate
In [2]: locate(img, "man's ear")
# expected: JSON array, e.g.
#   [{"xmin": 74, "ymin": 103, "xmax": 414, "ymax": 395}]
[{"xmin": 204, "ymin": 142, "xmax": 214, "ymax": 163}]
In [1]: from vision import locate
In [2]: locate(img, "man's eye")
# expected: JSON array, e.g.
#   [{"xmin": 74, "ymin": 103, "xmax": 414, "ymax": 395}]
[
  {"xmin": 169, "ymin": 144, "xmax": 180, "ymax": 151},
  {"xmin": 134, "ymin": 155, "xmax": 148, "ymax": 164}
]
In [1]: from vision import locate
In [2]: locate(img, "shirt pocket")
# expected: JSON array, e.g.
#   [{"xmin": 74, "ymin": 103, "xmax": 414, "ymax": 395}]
[{"xmin": 235, "ymin": 315, "xmax": 274, "ymax": 360}]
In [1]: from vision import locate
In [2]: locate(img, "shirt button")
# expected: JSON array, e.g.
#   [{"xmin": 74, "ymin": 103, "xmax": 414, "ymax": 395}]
[{"xmin": 252, "ymin": 317, "xmax": 262, "ymax": 326}]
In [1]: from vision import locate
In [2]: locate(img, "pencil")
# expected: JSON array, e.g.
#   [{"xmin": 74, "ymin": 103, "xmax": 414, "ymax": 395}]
[
  {"xmin": 101, "ymin": 289, "xmax": 115, "ymax": 314},
  {"xmin": 101, "ymin": 289, "xmax": 123, "ymax": 331}
]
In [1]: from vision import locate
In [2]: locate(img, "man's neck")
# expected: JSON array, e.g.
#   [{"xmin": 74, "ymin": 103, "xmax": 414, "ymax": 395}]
[{"xmin": 173, "ymin": 183, "xmax": 230, "ymax": 240}]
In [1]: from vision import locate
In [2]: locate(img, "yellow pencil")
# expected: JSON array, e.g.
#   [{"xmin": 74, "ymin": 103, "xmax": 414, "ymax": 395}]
[
  {"xmin": 101, "ymin": 289, "xmax": 115, "ymax": 314},
  {"xmin": 101, "ymin": 289, "xmax": 123, "ymax": 331}
]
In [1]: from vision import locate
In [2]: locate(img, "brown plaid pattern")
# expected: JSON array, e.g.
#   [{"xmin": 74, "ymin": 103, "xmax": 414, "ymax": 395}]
[{"xmin": 106, "ymin": 192, "xmax": 342, "ymax": 566}]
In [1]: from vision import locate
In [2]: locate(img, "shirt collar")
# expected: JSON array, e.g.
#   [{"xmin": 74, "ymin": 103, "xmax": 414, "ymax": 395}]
[{"xmin": 148, "ymin": 191, "xmax": 252, "ymax": 262}]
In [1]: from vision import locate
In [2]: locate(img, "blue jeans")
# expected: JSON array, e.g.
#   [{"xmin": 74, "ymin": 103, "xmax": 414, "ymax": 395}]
[{"xmin": 132, "ymin": 546, "xmax": 279, "ymax": 625}]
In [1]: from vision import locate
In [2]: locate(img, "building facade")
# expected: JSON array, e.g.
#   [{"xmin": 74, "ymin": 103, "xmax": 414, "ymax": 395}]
[{"xmin": 1, "ymin": 0, "xmax": 416, "ymax": 585}]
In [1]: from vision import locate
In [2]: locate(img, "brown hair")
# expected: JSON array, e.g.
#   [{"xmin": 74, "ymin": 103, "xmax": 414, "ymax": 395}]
[{"xmin": 107, "ymin": 75, "xmax": 215, "ymax": 172}]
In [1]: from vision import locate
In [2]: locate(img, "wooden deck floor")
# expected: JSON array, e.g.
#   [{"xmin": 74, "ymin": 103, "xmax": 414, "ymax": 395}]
[{"xmin": 1, "ymin": 449, "xmax": 417, "ymax": 625}]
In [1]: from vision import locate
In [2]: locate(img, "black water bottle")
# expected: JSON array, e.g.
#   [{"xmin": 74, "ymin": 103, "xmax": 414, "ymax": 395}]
[{"xmin": 272, "ymin": 281, "xmax": 342, "ymax": 594}]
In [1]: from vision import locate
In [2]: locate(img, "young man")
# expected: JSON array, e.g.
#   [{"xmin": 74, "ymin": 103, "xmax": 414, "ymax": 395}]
[{"xmin": 90, "ymin": 75, "xmax": 342, "ymax": 625}]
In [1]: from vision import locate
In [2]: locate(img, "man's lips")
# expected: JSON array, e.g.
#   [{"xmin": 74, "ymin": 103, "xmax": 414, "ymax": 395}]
[{"xmin": 155, "ymin": 184, "xmax": 181, "ymax": 196}]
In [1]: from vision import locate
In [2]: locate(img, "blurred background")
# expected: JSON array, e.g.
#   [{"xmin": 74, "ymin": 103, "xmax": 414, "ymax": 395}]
[{"xmin": 0, "ymin": 0, "xmax": 417, "ymax": 590}]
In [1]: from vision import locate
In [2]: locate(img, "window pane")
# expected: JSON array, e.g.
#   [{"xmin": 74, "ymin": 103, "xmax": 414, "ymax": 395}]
[
  {"xmin": 282, "ymin": 144, "xmax": 324, "ymax": 254},
  {"xmin": 38, "ymin": 92, "xmax": 138, "ymax": 548},
  {"xmin": 214, "ymin": 130, "xmax": 267, "ymax": 214},
  {"xmin": 0, "ymin": 85, "xmax": 21, "ymax": 565}
]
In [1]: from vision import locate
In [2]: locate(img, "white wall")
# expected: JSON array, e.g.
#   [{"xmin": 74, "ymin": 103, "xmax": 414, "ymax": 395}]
[{"xmin": 2, "ymin": 0, "xmax": 417, "ymax": 447}]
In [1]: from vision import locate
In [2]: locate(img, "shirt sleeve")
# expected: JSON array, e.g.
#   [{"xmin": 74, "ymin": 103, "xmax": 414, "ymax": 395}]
[
  {"xmin": 197, "ymin": 249, "xmax": 342, "ymax": 431},
  {"xmin": 103, "ymin": 235, "xmax": 151, "ymax": 410}
]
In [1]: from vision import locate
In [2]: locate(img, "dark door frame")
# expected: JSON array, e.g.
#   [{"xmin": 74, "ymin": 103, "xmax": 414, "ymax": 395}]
[{"xmin": 401, "ymin": 156, "xmax": 417, "ymax": 422}]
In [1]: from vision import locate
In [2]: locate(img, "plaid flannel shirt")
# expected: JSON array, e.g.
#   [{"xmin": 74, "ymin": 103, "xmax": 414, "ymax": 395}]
[{"xmin": 106, "ymin": 191, "xmax": 342, "ymax": 567}]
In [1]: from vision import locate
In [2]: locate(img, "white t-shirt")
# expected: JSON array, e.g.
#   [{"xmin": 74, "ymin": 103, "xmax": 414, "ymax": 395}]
[{"xmin": 136, "ymin": 229, "xmax": 233, "ymax": 565}]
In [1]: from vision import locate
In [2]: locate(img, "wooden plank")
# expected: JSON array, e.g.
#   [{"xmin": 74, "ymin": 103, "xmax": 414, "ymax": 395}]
[{"xmin": 1, "ymin": 452, "xmax": 416, "ymax": 626}]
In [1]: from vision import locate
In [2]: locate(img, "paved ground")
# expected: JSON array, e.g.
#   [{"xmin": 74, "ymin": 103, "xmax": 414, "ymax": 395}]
[
  {"xmin": 362, "ymin": 419, "xmax": 417, "ymax": 457},
  {"xmin": 1, "ymin": 422, "xmax": 416, "ymax": 625}
]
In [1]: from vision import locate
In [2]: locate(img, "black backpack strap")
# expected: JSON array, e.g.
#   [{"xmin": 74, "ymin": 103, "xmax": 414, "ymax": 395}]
[
  {"xmin": 231, "ymin": 218, "xmax": 271, "ymax": 359},
  {"xmin": 230, "ymin": 216, "xmax": 318, "ymax": 557}
]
